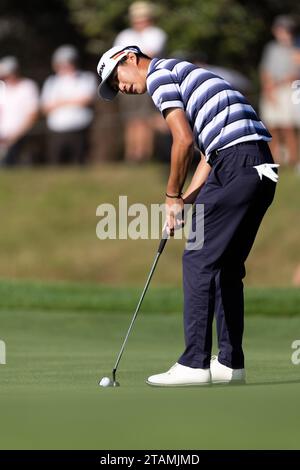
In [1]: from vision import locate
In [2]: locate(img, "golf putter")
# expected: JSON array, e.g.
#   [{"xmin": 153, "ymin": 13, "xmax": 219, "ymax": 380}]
[{"xmin": 99, "ymin": 228, "xmax": 169, "ymax": 388}]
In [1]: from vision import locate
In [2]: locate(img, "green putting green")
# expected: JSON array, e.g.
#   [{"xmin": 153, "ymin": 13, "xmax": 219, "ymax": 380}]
[{"xmin": 0, "ymin": 281, "xmax": 299, "ymax": 449}]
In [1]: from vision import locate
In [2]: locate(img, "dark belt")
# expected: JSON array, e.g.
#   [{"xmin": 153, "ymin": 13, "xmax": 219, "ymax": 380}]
[{"xmin": 207, "ymin": 140, "xmax": 268, "ymax": 167}]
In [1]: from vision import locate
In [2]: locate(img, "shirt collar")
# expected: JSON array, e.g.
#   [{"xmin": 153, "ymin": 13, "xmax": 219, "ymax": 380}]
[{"xmin": 146, "ymin": 58, "xmax": 161, "ymax": 78}]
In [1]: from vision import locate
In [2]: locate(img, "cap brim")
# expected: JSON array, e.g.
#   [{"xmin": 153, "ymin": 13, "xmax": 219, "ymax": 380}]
[
  {"xmin": 97, "ymin": 46, "xmax": 141, "ymax": 100},
  {"xmin": 97, "ymin": 63, "xmax": 119, "ymax": 101}
]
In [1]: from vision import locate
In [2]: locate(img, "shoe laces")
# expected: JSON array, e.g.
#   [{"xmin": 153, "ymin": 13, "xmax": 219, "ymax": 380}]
[{"xmin": 210, "ymin": 355, "xmax": 217, "ymax": 362}]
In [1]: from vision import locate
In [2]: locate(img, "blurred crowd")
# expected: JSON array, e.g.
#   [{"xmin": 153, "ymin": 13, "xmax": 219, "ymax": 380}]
[
  {"xmin": 260, "ymin": 15, "xmax": 300, "ymax": 169},
  {"xmin": 0, "ymin": 46, "xmax": 97, "ymax": 167},
  {"xmin": 0, "ymin": 2, "xmax": 300, "ymax": 169}
]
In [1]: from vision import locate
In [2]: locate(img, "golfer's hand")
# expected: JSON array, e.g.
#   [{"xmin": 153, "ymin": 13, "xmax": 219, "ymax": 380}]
[{"xmin": 164, "ymin": 196, "xmax": 185, "ymax": 237}]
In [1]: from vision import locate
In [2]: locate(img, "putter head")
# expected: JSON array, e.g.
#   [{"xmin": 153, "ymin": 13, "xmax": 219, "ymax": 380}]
[
  {"xmin": 99, "ymin": 376, "xmax": 120, "ymax": 388},
  {"xmin": 112, "ymin": 369, "xmax": 120, "ymax": 387}
]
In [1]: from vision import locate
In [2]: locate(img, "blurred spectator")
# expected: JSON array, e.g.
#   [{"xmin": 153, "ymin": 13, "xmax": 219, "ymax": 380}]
[
  {"xmin": 114, "ymin": 1, "xmax": 167, "ymax": 163},
  {"xmin": 41, "ymin": 45, "xmax": 97, "ymax": 165},
  {"xmin": 260, "ymin": 15, "xmax": 300, "ymax": 167},
  {"xmin": 0, "ymin": 56, "xmax": 39, "ymax": 167},
  {"xmin": 115, "ymin": 2, "xmax": 167, "ymax": 53}
]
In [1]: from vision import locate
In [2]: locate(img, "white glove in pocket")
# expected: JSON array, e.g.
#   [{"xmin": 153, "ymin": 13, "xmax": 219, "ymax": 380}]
[{"xmin": 253, "ymin": 163, "xmax": 280, "ymax": 183}]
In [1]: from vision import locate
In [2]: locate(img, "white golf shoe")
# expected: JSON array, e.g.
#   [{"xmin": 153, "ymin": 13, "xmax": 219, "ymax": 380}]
[
  {"xmin": 210, "ymin": 356, "xmax": 245, "ymax": 384},
  {"xmin": 146, "ymin": 362, "xmax": 211, "ymax": 387}
]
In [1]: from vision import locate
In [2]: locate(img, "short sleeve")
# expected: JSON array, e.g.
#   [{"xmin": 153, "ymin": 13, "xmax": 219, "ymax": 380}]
[
  {"xmin": 25, "ymin": 80, "xmax": 39, "ymax": 114},
  {"xmin": 142, "ymin": 27, "xmax": 167, "ymax": 57},
  {"xmin": 78, "ymin": 72, "xmax": 97, "ymax": 99},
  {"xmin": 147, "ymin": 68, "xmax": 184, "ymax": 114},
  {"xmin": 41, "ymin": 76, "xmax": 56, "ymax": 106}
]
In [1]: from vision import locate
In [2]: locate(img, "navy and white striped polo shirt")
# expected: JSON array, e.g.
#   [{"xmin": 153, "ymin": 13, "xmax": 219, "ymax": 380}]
[{"xmin": 146, "ymin": 58, "xmax": 271, "ymax": 160}]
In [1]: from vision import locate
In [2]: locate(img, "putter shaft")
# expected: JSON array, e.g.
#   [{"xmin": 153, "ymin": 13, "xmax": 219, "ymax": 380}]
[{"xmin": 112, "ymin": 231, "xmax": 169, "ymax": 381}]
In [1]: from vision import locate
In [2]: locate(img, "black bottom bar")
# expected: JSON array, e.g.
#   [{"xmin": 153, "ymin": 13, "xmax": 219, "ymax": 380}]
[{"xmin": 0, "ymin": 450, "xmax": 298, "ymax": 467}]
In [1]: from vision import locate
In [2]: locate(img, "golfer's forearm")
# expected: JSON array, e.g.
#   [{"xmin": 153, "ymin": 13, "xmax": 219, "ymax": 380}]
[
  {"xmin": 182, "ymin": 156, "xmax": 211, "ymax": 203},
  {"xmin": 166, "ymin": 141, "xmax": 194, "ymax": 195}
]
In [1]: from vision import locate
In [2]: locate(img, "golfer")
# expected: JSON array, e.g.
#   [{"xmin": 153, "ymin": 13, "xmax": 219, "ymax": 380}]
[{"xmin": 97, "ymin": 45, "xmax": 279, "ymax": 386}]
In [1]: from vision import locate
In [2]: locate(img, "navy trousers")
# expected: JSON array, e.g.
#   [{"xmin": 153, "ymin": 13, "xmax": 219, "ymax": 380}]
[{"xmin": 178, "ymin": 141, "xmax": 277, "ymax": 369}]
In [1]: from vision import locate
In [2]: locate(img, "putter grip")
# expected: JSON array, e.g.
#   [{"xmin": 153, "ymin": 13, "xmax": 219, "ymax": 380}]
[{"xmin": 158, "ymin": 229, "xmax": 169, "ymax": 254}]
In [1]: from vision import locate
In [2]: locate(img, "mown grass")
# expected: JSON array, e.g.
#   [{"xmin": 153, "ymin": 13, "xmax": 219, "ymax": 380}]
[
  {"xmin": 0, "ymin": 163, "xmax": 299, "ymax": 450},
  {"xmin": 0, "ymin": 281, "xmax": 299, "ymax": 449},
  {"xmin": 0, "ymin": 279, "xmax": 299, "ymax": 316},
  {"xmin": 0, "ymin": 294, "xmax": 300, "ymax": 449},
  {"xmin": 0, "ymin": 164, "xmax": 298, "ymax": 286}
]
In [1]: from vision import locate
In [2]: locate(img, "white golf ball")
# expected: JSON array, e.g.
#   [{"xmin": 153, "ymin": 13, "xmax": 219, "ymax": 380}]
[{"xmin": 99, "ymin": 377, "xmax": 111, "ymax": 387}]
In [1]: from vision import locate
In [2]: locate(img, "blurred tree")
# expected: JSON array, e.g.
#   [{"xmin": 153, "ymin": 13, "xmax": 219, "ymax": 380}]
[
  {"xmin": 0, "ymin": 0, "xmax": 86, "ymax": 83},
  {"xmin": 1, "ymin": 0, "xmax": 300, "ymax": 162},
  {"xmin": 1, "ymin": 0, "xmax": 300, "ymax": 78},
  {"xmin": 65, "ymin": 0, "xmax": 300, "ymax": 76}
]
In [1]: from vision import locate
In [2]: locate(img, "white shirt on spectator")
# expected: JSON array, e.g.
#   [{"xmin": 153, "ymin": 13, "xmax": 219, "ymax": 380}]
[
  {"xmin": 114, "ymin": 26, "xmax": 167, "ymax": 57},
  {"xmin": 260, "ymin": 40, "xmax": 300, "ymax": 82},
  {"xmin": 0, "ymin": 78, "xmax": 39, "ymax": 140},
  {"xmin": 41, "ymin": 71, "xmax": 97, "ymax": 132}
]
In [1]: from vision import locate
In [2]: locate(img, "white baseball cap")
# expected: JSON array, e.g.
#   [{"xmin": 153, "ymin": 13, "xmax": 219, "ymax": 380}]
[
  {"xmin": 52, "ymin": 45, "xmax": 79, "ymax": 66},
  {"xmin": 97, "ymin": 45, "xmax": 141, "ymax": 100},
  {"xmin": 129, "ymin": 2, "xmax": 156, "ymax": 20},
  {"xmin": 0, "ymin": 56, "xmax": 19, "ymax": 77}
]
